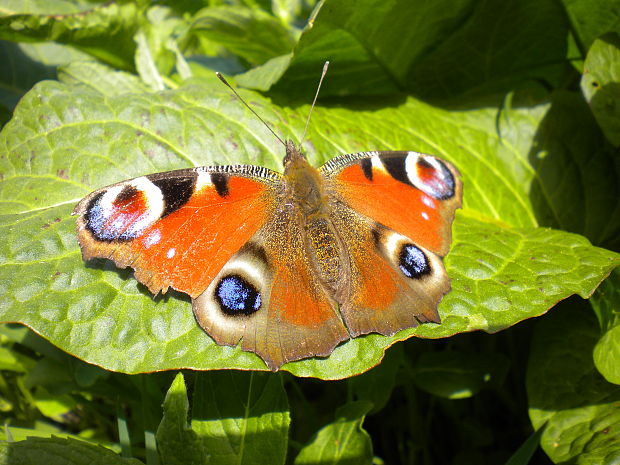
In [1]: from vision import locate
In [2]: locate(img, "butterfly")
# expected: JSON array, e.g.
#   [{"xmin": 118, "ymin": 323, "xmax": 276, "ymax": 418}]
[
  {"xmin": 74, "ymin": 139, "xmax": 462, "ymax": 370},
  {"xmin": 73, "ymin": 69, "xmax": 462, "ymax": 371}
]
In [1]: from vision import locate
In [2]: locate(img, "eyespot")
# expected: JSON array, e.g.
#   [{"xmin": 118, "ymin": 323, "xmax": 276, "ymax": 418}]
[
  {"xmin": 215, "ymin": 274, "xmax": 262, "ymax": 316},
  {"xmin": 85, "ymin": 177, "xmax": 164, "ymax": 241},
  {"xmin": 399, "ymin": 244, "xmax": 431, "ymax": 279},
  {"xmin": 405, "ymin": 153, "xmax": 456, "ymax": 200}
]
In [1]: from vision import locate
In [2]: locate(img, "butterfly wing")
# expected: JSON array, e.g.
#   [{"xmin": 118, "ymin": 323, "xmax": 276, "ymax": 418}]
[
  {"xmin": 323, "ymin": 151, "xmax": 462, "ymax": 335},
  {"xmin": 192, "ymin": 203, "xmax": 350, "ymax": 370},
  {"xmin": 73, "ymin": 166, "xmax": 280, "ymax": 297},
  {"xmin": 322, "ymin": 151, "xmax": 462, "ymax": 255}
]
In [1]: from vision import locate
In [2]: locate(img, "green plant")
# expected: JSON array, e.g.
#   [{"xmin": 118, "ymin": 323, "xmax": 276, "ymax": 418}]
[{"xmin": 0, "ymin": 0, "xmax": 619, "ymax": 463}]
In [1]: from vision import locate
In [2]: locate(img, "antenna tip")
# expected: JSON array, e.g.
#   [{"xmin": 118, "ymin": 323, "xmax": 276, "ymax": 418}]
[{"xmin": 215, "ymin": 71, "xmax": 226, "ymax": 84}]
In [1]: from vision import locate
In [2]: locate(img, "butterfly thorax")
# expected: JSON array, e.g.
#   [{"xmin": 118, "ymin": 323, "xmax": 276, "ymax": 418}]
[
  {"xmin": 283, "ymin": 141, "xmax": 347, "ymax": 296},
  {"xmin": 283, "ymin": 142, "xmax": 327, "ymax": 217}
]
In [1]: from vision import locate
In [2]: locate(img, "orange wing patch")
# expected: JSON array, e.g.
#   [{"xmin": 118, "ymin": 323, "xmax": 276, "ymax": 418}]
[
  {"xmin": 129, "ymin": 177, "xmax": 270, "ymax": 296},
  {"xmin": 75, "ymin": 171, "xmax": 277, "ymax": 298},
  {"xmin": 333, "ymin": 163, "xmax": 447, "ymax": 254},
  {"xmin": 326, "ymin": 152, "xmax": 462, "ymax": 256}
]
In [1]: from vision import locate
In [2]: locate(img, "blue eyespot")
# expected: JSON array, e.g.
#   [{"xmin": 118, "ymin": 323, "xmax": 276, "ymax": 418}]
[
  {"xmin": 216, "ymin": 275, "xmax": 262, "ymax": 316},
  {"xmin": 399, "ymin": 244, "xmax": 430, "ymax": 279}
]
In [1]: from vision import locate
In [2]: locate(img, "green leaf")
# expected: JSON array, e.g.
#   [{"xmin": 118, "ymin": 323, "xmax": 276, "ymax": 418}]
[
  {"xmin": 581, "ymin": 33, "xmax": 620, "ymax": 147},
  {"xmin": 0, "ymin": 40, "xmax": 92, "ymax": 120},
  {"xmin": 348, "ymin": 345, "xmax": 402, "ymax": 413},
  {"xmin": 527, "ymin": 301, "xmax": 620, "ymax": 464},
  {"xmin": 592, "ymin": 269, "xmax": 620, "ymax": 385},
  {"xmin": 134, "ymin": 30, "xmax": 166, "ymax": 92},
  {"xmin": 294, "ymin": 401, "xmax": 373, "ymax": 465},
  {"xmin": 0, "ymin": 346, "xmax": 30, "ymax": 373},
  {"xmin": 32, "ymin": 386, "xmax": 77, "ymax": 423},
  {"xmin": 156, "ymin": 373, "xmax": 203, "ymax": 465},
  {"xmin": 271, "ymin": 0, "xmax": 317, "ymax": 27},
  {"xmin": 412, "ymin": 351, "xmax": 509, "ymax": 399},
  {"xmin": 0, "ymin": 436, "xmax": 143, "ymax": 465},
  {"xmin": 523, "ymin": 91, "xmax": 620, "ymax": 250},
  {"xmin": 250, "ymin": 0, "xmax": 571, "ymax": 101},
  {"xmin": 157, "ymin": 372, "xmax": 290, "ymax": 465},
  {"xmin": 25, "ymin": 358, "xmax": 76, "ymax": 394},
  {"xmin": 0, "ymin": 1, "xmax": 148, "ymax": 71},
  {"xmin": 0, "ymin": 425, "xmax": 121, "ymax": 453},
  {"xmin": 234, "ymin": 53, "xmax": 292, "ymax": 91},
  {"xmin": 0, "ymin": 78, "xmax": 618, "ymax": 379},
  {"xmin": 57, "ymin": 62, "xmax": 151, "ymax": 96},
  {"xmin": 504, "ymin": 426, "xmax": 545, "ymax": 465},
  {"xmin": 0, "ymin": 0, "xmax": 93, "ymax": 16},
  {"xmin": 135, "ymin": 5, "xmax": 190, "ymax": 87},
  {"xmin": 561, "ymin": 0, "xmax": 620, "ymax": 54},
  {"xmin": 190, "ymin": 6, "xmax": 296, "ymax": 66}
]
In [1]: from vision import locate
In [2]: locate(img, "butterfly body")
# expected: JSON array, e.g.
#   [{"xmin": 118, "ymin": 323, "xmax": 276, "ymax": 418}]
[{"xmin": 74, "ymin": 142, "xmax": 462, "ymax": 370}]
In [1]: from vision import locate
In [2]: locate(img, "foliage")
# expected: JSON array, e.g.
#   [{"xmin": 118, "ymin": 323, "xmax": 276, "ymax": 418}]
[{"xmin": 0, "ymin": 0, "xmax": 619, "ymax": 463}]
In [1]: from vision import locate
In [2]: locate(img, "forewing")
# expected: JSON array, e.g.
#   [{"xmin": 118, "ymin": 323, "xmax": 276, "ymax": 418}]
[
  {"xmin": 74, "ymin": 166, "xmax": 280, "ymax": 297},
  {"xmin": 322, "ymin": 151, "xmax": 462, "ymax": 256}
]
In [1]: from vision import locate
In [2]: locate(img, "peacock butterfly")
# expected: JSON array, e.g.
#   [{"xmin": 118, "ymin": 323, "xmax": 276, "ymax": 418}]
[{"xmin": 73, "ymin": 68, "xmax": 463, "ymax": 371}]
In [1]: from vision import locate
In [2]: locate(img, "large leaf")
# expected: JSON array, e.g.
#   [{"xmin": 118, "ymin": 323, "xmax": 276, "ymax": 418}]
[
  {"xmin": 57, "ymin": 62, "xmax": 151, "ymax": 96},
  {"xmin": 157, "ymin": 372, "xmax": 289, "ymax": 465},
  {"xmin": 527, "ymin": 301, "xmax": 620, "ymax": 463},
  {"xmin": 241, "ymin": 0, "xmax": 572, "ymax": 101},
  {"xmin": 0, "ymin": 66, "xmax": 618, "ymax": 379}
]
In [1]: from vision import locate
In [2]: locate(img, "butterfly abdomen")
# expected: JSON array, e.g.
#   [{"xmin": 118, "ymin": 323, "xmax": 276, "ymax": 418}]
[
  {"xmin": 304, "ymin": 217, "xmax": 346, "ymax": 295},
  {"xmin": 282, "ymin": 145, "xmax": 351, "ymax": 299}
]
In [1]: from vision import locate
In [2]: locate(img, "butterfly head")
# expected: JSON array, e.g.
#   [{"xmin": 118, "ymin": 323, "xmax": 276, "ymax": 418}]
[
  {"xmin": 281, "ymin": 140, "xmax": 329, "ymax": 217},
  {"xmin": 282, "ymin": 140, "xmax": 308, "ymax": 170}
]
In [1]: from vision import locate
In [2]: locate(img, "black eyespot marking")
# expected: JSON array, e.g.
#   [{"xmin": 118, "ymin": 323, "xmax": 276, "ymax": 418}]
[
  {"xmin": 382, "ymin": 157, "xmax": 412, "ymax": 186},
  {"xmin": 215, "ymin": 275, "xmax": 262, "ymax": 316},
  {"xmin": 85, "ymin": 190, "xmax": 141, "ymax": 242},
  {"xmin": 361, "ymin": 158, "xmax": 373, "ymax": 181},
  {"xmin": 151, "ymin": 176, "xmax": 195, "ymax": 217},
  {"xmin": 371, "ymin": 225, "xmax": 382, "ymax": 246},
  {"xmin": 240, "ymin": 242, "xmax": 269, "ymax": 267},
  {"xmin": 211, "ymin": 173, "xmax": 229, "ymax": 197},
  {"xmin": 417, "ymin": 157, "xmax": 433, "ymax": 170},
  {"xmin": 85, "ymin": 192, "xmax": 110, "ymax": 239},
  {"xmin": 115, "ymin": 185, "xmax": 139, "ymax": 204},
  {"xmin": 399, "ymin": 244, "xmax": 431, "ymax": 279},
  {"xmin": 417, "ymin": 157, "xmax": 455, "ymax": 200}
]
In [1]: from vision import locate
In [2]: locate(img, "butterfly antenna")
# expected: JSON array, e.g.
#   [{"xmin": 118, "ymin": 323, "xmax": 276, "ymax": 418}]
[
  {"xmin": 300, "ymin": 61, "xmax": 329, "ymax": 146},
  {"xmin": 215, "ymin": 72, "xmax": 286, "ymax": 147}
]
